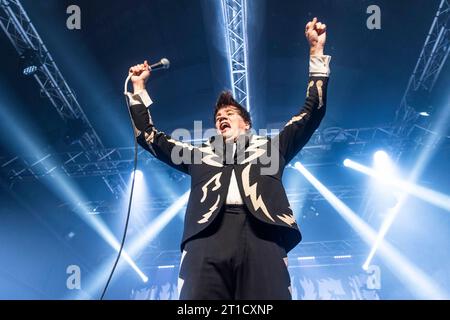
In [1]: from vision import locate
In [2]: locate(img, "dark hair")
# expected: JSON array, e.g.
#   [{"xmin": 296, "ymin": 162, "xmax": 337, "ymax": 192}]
[{"xmin": 214, "ymin": 91, "xmax": 252, "ymax": 128}]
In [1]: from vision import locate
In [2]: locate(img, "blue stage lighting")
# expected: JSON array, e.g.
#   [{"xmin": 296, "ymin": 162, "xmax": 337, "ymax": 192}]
[
  {"xmin": 373, "ymin": 150, "xmax": 389, "ymax": 165},
  {"xmin": 294, "ymin": 161, "xmax": 449, "ymax": 299},
  {"xmin": 77, "ymin": 190, "xmax": 190, "ymax": 298},
  {"xmin": 343, "ymin": 158, "xmax": 351, "ymax": 167},
  {"xmin": 343, "ymin": 158, "xmax": 450, "ymax": 212},
  {"xmin": 363, "ymin": 102, "xmax": 450, "ymax": 273},
  {"xmin": 0, "ymin": 105, "xmax": 148, "ymax": 285}
]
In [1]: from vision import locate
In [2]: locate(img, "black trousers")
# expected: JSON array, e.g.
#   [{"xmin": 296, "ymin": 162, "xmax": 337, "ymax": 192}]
[{"xmin": 178, "ymin": 205, "xmax": 291, "ymax": 300}]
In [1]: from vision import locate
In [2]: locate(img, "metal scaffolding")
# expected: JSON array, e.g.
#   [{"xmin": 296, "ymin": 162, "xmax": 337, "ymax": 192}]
[
  {"xmin": 361, "ymin": 0, "xmax": 450, "ymax": 222},
  {"xmin": 1, "ymin": 125, "xmax": 406, "ymax": 182},
  {"xmin": 0, "ymin": 0, "xmax": 127, "ymax": 198},
  {"xmin": 394, "ymin": 0, "xmax": 450, "ymax": 152},
  {"xmin": 221, "ymin": 0, "xmax": 250, "ymax": 111},
  {"xmin": 56, "ymin": 183, "xmax": 364, "ymax": 218}
]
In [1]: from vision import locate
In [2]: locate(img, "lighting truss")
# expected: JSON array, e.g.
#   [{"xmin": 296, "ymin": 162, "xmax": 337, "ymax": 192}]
[
  {"xmin": 394, "ymin": 0, "xmax": 450, "ymax": 151},
  {"xmin": 360, "ymin": 0, "xmax": 450, "ymax": 220},
  {"xmin": 285, "ymin": 184, "xmax": 366, "ymax": 203},
  {"xmin": 0, "ymin": 0, "xmax": 127, "ymax": 198},
  {"xmin": 221, "ymin": 0, "xmax": 250, "ymax": 111},
  {"xmin": 1, "ymin": 126, "xmax": 411, "ymax": 182}
]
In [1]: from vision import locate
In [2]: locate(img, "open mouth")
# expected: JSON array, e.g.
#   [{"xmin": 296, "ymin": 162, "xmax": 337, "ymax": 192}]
[{"xmin": 219, "ymin": 122, "xmax": 231, "ymax": 133}]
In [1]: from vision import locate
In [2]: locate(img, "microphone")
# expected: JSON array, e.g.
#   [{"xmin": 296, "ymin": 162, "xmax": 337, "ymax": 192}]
[
  {"xmin": 124, "ymin": 58, "xmax": 170, "ymax": 94},
  {"xmin": 149, "ymin": 58, "xmax": 170, "ymax": 71}
]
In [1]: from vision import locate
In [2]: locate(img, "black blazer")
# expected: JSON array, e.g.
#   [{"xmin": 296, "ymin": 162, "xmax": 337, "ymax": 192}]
[{"xmin": 129, "ymin": 76, "xmax": 328, "ymax": 253}]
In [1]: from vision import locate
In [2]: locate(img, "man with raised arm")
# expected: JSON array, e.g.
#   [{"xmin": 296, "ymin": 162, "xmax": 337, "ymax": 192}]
[{"xmin": 126, "ymin": 17, "xmax": 330, "ymax": 300}]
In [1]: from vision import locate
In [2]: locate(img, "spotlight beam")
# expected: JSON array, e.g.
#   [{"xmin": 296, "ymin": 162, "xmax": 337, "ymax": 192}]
[
  {"xmin": 126, "ymin": 190, "xmax": 190, "ymax": 256},
  {"xmin": 76, "ymin": 190, "xmax": 190, "ymax": 299},
  {"xmin": 0, "ymin": 105, "xmax": 147, "ymax": 283},
  {"xmin": 364, "ymin": 102, "xmax": 450, "ymax": 268},
  {"xmin": 363, "ymin": 192, "xmax": 408, "ymax": 270},
  {"xmin": 344, "ymin": 159, "xmax": 450, "ymax": 212},
  {"xmin": 294, "ymin": 162, "xmax": 449, "ymax": 299}
]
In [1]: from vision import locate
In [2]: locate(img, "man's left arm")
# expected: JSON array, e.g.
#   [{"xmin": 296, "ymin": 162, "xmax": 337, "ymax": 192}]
[{"xmin": 277, "ymin": 18, "xmax": 330, "ymax": 164}]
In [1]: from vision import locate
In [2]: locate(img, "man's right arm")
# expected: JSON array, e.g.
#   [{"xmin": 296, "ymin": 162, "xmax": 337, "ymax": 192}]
[{"xmin": 126, "ymin": 61, "xmax": 194, "ymax": 174}]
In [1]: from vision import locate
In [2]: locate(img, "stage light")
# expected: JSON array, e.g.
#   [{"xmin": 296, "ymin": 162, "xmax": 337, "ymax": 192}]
[
  {"xmin": 361, "ymin": 101, "xmax": 450, "ymax": 272},
  {"xmin": 294, "ymin": 161, "xmax": 449, "ymax": 299},
  {"xmin": 343, "ymin": 158, "xmax": 351, "ymax": 167},
  {"xmin": 23, "ymin": 65, "xmax": 38, "ymax": 76},
  {"xmin": 334, "ymin": 255, "xmax": 352, "ymax": 259},
  {"xmin": 371, "ymin": 150, "xmax": 400, "ymax": 208},
  {"xmin": 343, "ymin": 158, "xmax": 450, "ymax": 212},
  {"xmin": 133, "ymin": 169, "xmax": 144, "ymax": 181},
  {"xmin": 419, "ymin": 111, "xmax": 430, "ymax": 117},
  {"xmin": 158, "ymin": 265, "xmax": 176, "ymax": 269},
  {"xmin": 373, "ymin": 150, "xmax": 396, "ymax": 176},
  {"xmin": 297, "ymin": 256, "xmax": 316, "ymax": 261},
  {"xmin": 19, "ymin": 49, "xmax": 41, "ymax": 76},
  {"xmin": 373, "ymin": 150, "xmax": 388, "ymax": 166}
]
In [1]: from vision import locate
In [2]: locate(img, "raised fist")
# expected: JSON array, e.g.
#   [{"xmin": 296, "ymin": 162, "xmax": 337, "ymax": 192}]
[
  {"xmin": 129, "ymin": 60, "xmax": 150, "ymax": 92},
  {"xmin": 305, "ymin": 17, "xmax": 326, "ymax": 55}
]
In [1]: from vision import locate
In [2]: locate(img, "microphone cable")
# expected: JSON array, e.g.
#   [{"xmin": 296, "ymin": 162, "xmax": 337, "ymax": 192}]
[{"xmin": 100, "ymin": 73, "xmax": 138, "ymax": 300}]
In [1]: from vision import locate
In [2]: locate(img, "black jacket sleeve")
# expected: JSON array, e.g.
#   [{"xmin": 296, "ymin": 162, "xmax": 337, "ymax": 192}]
[
  {"xmin": 128, "ymin": 102, "xmax": 194, "ymax": 175},
  {"xmin": 276, "ymin": 76, "xmax": 328, "ymax": 164}
]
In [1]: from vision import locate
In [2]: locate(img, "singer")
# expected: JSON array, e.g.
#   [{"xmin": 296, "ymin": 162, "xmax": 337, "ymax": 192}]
[{"xmin": 126, "ymin": 18, "xmax": 330, "ymax": 300}]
